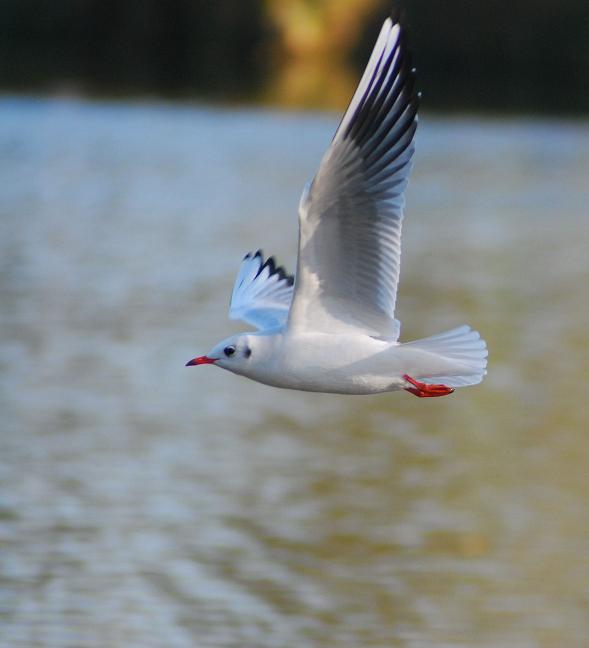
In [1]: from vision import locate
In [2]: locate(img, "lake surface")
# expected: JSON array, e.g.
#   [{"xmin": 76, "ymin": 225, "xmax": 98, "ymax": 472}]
[{"xmin": 1, "ymin": 97, "xmax": 589, "ymax": 647}]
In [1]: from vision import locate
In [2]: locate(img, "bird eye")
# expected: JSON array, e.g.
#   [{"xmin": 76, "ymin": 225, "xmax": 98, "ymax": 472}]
[{"xmin": 224, "ymin": 345, "xmax": 236, "ymax": 357}]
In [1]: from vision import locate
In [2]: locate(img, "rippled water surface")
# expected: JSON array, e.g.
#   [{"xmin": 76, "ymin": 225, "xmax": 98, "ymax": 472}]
[{"xmin": 1, "ymin": 98, "xmax": 589, "ymax": 647}]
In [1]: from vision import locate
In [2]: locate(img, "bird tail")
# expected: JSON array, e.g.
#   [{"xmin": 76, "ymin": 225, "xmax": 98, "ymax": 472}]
[{"xmin": 401, "ymin": 325, "xmax": 488, "ymax": 388}]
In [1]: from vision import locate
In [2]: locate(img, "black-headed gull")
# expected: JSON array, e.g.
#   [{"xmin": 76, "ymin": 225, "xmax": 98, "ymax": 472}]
[{"xmin": 187, "ymin": 15, "xmax": 488, "ymax": 398}]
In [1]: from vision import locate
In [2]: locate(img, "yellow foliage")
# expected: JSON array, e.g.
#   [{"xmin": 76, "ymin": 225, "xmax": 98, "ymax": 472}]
[{"xmin": 264, "ymin": 0, "xmax": 386, "ymax": 108}]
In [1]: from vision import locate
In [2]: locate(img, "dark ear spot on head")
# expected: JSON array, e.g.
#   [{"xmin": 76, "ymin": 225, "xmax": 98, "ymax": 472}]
[{"xmin": 244, "ymin": 347, "xmax": 252, "ymax": 358}]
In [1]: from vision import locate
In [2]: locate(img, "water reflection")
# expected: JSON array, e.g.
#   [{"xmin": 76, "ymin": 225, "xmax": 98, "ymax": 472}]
[{"xmin": 1, "ymin": 98, "xmax": 589, "ymax": 646}]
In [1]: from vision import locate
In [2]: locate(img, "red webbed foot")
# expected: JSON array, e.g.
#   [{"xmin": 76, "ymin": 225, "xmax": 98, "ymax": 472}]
[{"xmin": 403, "ymin": 374, "xmax": 455, "ymax": 398}]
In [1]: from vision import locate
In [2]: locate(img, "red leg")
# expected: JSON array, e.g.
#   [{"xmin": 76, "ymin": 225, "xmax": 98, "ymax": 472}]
[{"xmin": 403, "ymin": 374, "xmax": 455, "ymax": 398}]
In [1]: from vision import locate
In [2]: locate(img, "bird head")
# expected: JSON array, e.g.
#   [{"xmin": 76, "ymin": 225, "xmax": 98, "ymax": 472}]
[{"xmin": 186, "ymin": 334, "xmax": 254, "ymax": 374}]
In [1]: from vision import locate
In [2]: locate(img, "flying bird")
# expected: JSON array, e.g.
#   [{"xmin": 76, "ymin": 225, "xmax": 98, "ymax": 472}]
[{"xmin": 186, "ymin": 14, "xmax": 488, "ymax": 397}]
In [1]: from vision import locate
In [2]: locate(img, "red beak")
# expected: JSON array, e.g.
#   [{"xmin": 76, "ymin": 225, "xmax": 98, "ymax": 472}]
[{"xmin": 185, "ymin": 355, "xmax": 217, "ymax": 367}]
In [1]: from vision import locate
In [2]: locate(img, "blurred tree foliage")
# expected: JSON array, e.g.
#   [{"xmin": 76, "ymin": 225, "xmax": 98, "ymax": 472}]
[
  {"xmin": 1, "ymin": 0, "xmax": 588, "ymax": 113},
  {"xmin": 1, "ymin": 0, "xmax": 271, "ymax": 97}
]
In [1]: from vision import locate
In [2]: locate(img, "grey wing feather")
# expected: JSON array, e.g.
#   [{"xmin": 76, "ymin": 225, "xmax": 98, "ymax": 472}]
[{"xmin": 288, "ymin": 17, "xmax": 418, "ymax": 340}]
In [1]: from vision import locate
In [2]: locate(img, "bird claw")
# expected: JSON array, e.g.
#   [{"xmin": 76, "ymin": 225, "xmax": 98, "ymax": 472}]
[{"xmin": 403, "ymin": 374, "xmax": 454, "ymax": 398}]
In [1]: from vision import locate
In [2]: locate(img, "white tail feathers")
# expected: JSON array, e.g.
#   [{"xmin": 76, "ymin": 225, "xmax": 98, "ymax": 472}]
[{"xmin": 403, "ymin": 325, "xmax": 488, "ymax": 388}]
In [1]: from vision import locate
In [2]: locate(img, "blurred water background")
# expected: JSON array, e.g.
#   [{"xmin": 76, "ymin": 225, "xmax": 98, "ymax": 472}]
[
  {"xmin": 2, "ymin": 1, "xmax": 589, "ymax": 647},
  {"xmin": 1, "ymin": 97, "xmax": 589, "ymax": 648}
]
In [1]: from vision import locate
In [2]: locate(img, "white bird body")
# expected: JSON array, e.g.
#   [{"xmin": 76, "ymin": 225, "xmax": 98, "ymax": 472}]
[
  {"xmin": 217, "ymin": 331, "xmax": 400, "ymax": 395},
  {"xmin": 203, "ymin": 324, "xmax": 485, "ymax": 396},
  {"xmin": 187, "ymin": 15, "xmax": 488, "ymax": 398}
]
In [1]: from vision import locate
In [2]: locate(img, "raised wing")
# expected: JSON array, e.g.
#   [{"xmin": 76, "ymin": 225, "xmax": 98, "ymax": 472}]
[
  {"xmin": 287, "ymin": 15, "xmax": 418, "ymax": 340},
  {"xmin": 229, "ymin": 250, "xmax": 294, "ymax": 330}
]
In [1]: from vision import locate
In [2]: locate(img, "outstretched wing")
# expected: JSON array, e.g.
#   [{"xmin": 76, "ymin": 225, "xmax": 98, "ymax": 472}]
[
  {"xmin": 229, "ymin": 250, "xmax": 294, "ymax": 330},
  {"xmin": 287, "ymin": 15, "xmax": 418, "ymax": 340}
]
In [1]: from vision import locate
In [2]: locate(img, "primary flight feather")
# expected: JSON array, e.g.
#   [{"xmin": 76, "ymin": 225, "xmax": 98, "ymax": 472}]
[{"xmin": 186, "ymin": 14, "xmax": 488, "ymax": 398}]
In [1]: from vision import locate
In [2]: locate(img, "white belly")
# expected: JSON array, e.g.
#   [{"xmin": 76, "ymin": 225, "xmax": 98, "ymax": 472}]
[{"xmin": 245, "ymin": 333, "xmax": 408, "ymax": 395}]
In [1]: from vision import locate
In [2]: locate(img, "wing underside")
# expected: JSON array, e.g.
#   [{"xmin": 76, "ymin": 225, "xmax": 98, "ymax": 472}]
[
  {"xmin": 229, "ymin": 250, "xmax": 294, "ymax": 331},
  {"xmin": 287, "ymin": 15, "xmax": 418, "ymax": 340}
]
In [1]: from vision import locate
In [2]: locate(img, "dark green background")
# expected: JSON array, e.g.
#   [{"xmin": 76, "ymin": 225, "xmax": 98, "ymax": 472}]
[{"xmin": 2, "ymin": 0, "xmax": 588, "ymax": 113}]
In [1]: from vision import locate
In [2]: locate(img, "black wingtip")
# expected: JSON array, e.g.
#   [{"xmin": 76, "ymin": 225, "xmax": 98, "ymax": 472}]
[
  {"xmin": 390, "ymin": 5, "xmax": 410, "ymax": 29},
  {"xmin": 390, "ymin": 6, "xmax": 402, "ymax": 25},
  {"xmin": 341, "ymin": 3, "xmax": 421, "ymax": 163},
  {"xmin": 243, "ymin": 249, "xmax": 265, "ymax": 261},
  {"xmin": 247, "ymin": 250, "xmax": 295, "ymax": 286}
]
